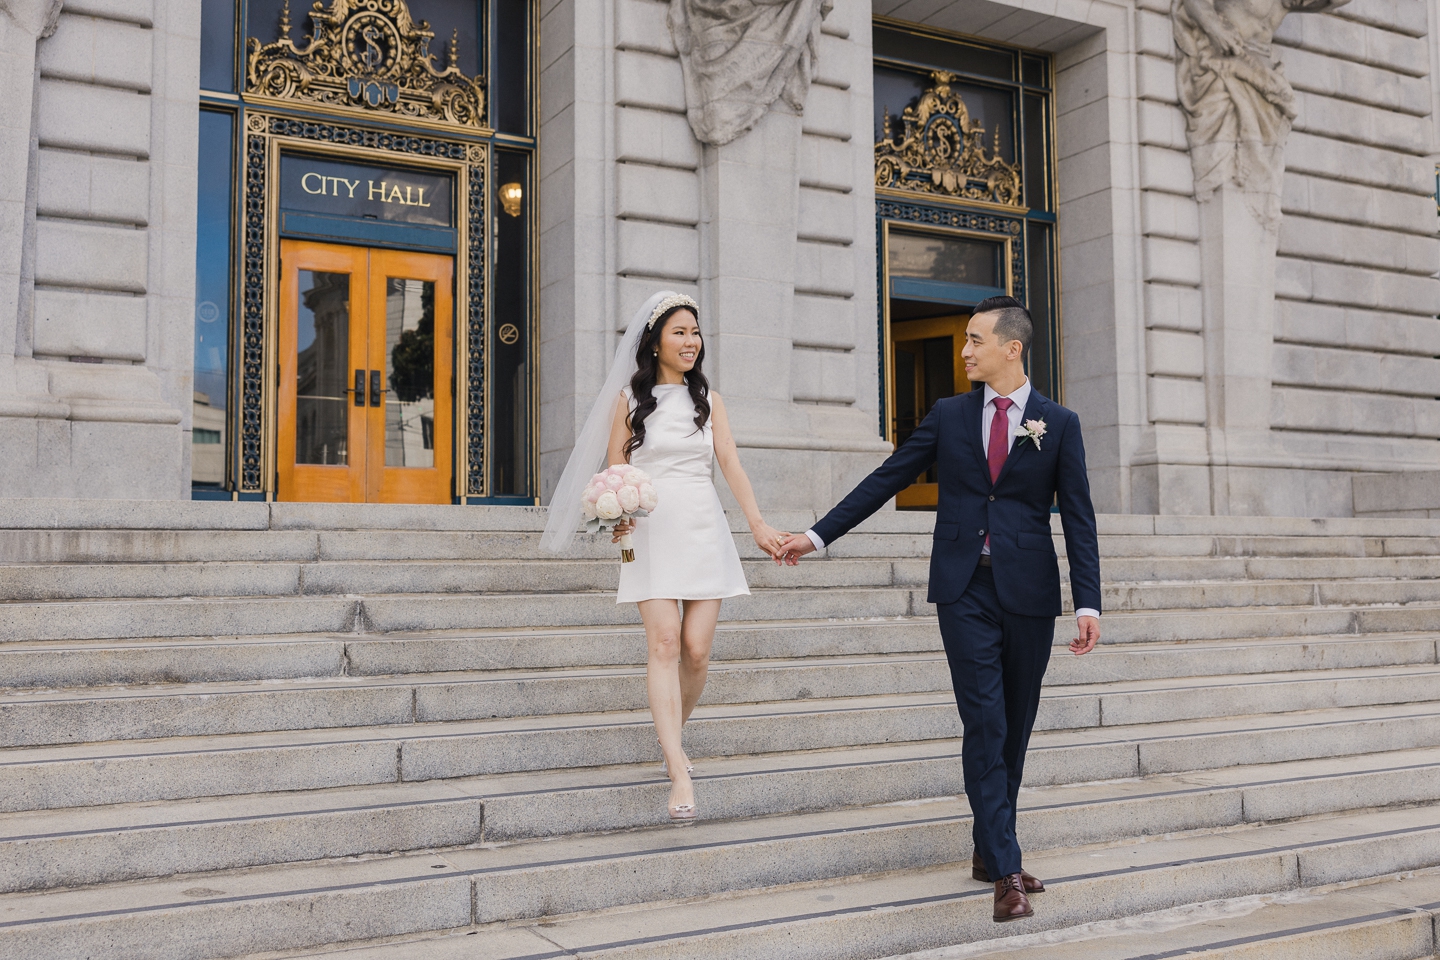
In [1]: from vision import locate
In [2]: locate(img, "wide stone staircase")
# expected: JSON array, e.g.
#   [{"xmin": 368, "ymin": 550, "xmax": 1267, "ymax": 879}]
[{"xmin": 1, "ymin": 499, "xmax": 1440, "ymax": 958}]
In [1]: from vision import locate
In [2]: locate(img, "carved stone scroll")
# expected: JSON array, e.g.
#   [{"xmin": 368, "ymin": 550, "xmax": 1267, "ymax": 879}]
[
  {"xmin": 873, "ymin": 71, "xmax": 1022, "ymax": 208},
  {"xmin": 246, "ymin": 0, "xmax": 486, "ymax": 128}
]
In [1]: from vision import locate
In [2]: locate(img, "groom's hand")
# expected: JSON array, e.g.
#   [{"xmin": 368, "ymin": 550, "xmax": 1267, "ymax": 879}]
[
  {"xmin": 776, "ymin": 533, "xmax": 816, "ymax": 566},
  {"xmin": 1070, "ymin": 616, "xmax": 1099, "ymax": 655}
]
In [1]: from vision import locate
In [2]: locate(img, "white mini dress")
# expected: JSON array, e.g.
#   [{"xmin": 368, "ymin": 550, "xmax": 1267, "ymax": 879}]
[{"xmin": 615, "ymin": 384, "xmax": 750, "ymax": 604}]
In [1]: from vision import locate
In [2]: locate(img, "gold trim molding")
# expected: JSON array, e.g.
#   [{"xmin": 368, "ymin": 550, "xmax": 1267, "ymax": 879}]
[
  {"xmin": 247, "ymin": 0, "xmax": 487, "ymax": 128},
  {"xmin": 874, "ymin": 70, "xmax": 1022, "ymax": 208}
]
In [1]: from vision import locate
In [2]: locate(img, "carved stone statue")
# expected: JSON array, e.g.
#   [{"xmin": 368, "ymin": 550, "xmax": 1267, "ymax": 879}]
[
  {"xmin": 669, "ymin": 0, "xmax": 832, "ymax": 146},
  {"xmin": 1173, "ymin": 0, "xmax": 1348, "ymax": 228}
]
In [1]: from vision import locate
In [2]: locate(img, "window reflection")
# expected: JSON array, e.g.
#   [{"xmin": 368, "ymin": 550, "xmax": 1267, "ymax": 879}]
[
  {"xmin": 193, "ymin": 109, "xmax": 234, "ymax": 487},
  {"xmin": 888, "ymin": 231, "xmax": 1000, "ymax": 287},
  {"xmin": 385, "ymin": 278, "xmax": 437, "ymax": 468},
  {"xmin": 295, "ymin": 271, "xmax": 351, "ymax": 465}
]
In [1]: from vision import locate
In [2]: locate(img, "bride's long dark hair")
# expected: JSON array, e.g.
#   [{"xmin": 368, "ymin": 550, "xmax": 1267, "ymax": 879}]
[{"xmin": 624, "ymin": 305, "xmax": 710, "ymax": 462}]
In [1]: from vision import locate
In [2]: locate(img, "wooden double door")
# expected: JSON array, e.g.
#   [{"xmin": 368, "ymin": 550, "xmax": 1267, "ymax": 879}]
[{"xmin": 278, "ymin": 239, "xmax": 453, "ymax": 503}]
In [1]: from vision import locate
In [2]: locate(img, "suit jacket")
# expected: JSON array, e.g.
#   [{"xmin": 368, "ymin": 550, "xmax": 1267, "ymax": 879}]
[{"xmin": 812, "ymin": 388, "xmax": 1101, "ymax": 618}]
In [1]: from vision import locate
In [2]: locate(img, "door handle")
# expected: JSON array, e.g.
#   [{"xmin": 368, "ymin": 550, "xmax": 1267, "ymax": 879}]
[
  {"xmin": 354, "ymin": 369, "xmax": 365, "ymax": 407},
  {"xmin": 370, "ymin": 370, "xmax": 383, "ymax": 407}
]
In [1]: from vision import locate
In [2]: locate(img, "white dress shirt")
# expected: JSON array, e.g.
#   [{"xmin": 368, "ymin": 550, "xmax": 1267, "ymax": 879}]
[{"xmin": 804, "ymin": 378, "xmax": 1098, "ymax": 623}]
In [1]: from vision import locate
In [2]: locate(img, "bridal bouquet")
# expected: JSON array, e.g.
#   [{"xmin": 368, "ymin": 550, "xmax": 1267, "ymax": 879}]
[{"xmin": 582, "ymin": 466, "xmax": 659, "ymax": 562}]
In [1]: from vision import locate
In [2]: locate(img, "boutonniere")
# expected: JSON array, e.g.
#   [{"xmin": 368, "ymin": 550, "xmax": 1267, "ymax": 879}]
[{"xmin": 1015, "ymin": 418, "xmax": 1047, "ymax": 450}]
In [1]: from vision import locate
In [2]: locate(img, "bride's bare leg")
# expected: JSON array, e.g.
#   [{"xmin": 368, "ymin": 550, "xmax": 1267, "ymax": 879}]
[
  {"xmin": 638, "ymin": 598, "xmax": 693, "ymax": 810},
  {"xmin": 678, "ymin": 599, "xmax": 721, "ymax": 725}
]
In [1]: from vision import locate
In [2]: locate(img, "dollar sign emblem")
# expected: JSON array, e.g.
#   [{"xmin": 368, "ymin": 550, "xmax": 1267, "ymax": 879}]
[{"xmin": 360, "ymin": 25, "xmax": 382, "ymax": 73}]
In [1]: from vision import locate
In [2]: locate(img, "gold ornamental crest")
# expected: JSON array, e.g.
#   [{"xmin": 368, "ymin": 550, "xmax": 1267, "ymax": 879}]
[
  {"xmin": 247, "ymin": 0, "xmax": 487, "ymax": 128},
  {"xmin": 875, "ymin": 71, "xmax": 1022, "ymax": 208}
]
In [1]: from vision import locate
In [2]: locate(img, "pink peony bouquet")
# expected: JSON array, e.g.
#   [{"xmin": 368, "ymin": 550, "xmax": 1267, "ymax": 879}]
[{"xmin": 581, "ymin": 465, "xmax": 659, "ymax": 562}]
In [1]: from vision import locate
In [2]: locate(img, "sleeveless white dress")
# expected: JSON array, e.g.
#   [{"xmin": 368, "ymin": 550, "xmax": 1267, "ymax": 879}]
[{"xmin": 616, "ymin": 384, "xmax": 750, "ymax": 604}]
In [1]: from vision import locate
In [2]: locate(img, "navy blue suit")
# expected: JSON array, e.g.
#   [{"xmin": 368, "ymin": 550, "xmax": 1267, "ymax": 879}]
[{"xmin": 812, "ymin": 387, "xmax": 1101, "ymax": 879}]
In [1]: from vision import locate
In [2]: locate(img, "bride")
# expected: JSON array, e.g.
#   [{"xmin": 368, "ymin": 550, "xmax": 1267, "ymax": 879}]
[{"xmin": 542, "ymin": 291, "xmax": 790, "ymax": 822}]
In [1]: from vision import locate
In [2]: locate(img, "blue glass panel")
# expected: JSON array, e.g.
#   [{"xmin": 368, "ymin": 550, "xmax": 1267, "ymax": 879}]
[
  {"xmin": 200, "ymin": 0, "xmax": 236, "ymax": 92},
  {"xmin": 194, "ymin": 109, "xmax": 235, "ymax": 486}
]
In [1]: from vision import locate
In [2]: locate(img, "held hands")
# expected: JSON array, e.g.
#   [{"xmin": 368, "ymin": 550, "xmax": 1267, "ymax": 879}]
[
  {"xmin": 776, "ymin": 533, "xmax": 816, "ymax": 566},
  {"xmin": 751, "ymin": 521, "xmax": 793, "ymax": 561},
  {"xmin": 1071, "ymin": 616, "xmax": 1100, "ymax": 656}
]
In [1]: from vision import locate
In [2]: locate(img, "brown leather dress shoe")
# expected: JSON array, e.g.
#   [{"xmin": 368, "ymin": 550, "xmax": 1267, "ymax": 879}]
[
  {"xmin": 972, "ymin": 852, "xmax": 1045, "ymax": 892},
  {"xmin": 993, "ymin": 873, "xmax": 1034, "ymax": 922}
]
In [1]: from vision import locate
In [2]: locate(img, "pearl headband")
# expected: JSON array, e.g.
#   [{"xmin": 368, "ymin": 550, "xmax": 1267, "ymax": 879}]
[{"xmin": 647, "ymin": 294, "xmax": 699, "ymax": 330}]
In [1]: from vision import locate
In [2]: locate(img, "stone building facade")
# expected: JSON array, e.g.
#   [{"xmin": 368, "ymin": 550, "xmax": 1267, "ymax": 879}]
[{"xmin": 0, "ymin": 0, "xmax": 1435, "ymax": 515}]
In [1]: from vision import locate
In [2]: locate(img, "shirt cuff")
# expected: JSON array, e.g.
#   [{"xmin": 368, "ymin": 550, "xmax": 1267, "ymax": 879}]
[
  {"xmin": 1075, "ymin": 608, "xmax": 1100, "ymax": 621},
  {"xmin": 804, "ymin": 529, "xmax": 825, "ymax": 551}
]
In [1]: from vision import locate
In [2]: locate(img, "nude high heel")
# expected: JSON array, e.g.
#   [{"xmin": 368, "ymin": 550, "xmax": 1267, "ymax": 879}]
[{"xmin": 658, "ymin": 738, "xmax": 694, "ymax": 775}]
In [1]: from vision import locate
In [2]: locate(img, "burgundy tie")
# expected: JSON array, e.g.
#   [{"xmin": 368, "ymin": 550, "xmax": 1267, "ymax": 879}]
[{"xmin": 988, "ymin": 397, "xmax": 1014, "ymax": 485}]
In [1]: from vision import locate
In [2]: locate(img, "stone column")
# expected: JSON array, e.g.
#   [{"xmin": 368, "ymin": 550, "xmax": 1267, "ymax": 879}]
[{"xmin": 0, "ymin": 0, "xmax": 67, "ymax": 417}]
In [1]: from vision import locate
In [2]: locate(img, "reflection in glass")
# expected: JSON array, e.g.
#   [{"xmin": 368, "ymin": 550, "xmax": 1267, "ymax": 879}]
[
  {"xmin": 385, "ymin": 278, "xmax": 436, "ymax": 469},
  {"xmin": 873, "ymin": 26, "xmax": 1014, "ymax": 81},
  {"xmin": 1023, "ymin": 93, "xmax": 1048, "ymax": 210},
  {"xmin": 490, "ymin": 148, "xmax": 531, "ymax": 496},
  {"xmin": 493, "ymin": 0, "xmax": 531, "ymax": 134},
  {"xmin": 194, "ymin": 109, "xmax": 234, "ymax": 487},
  {"xmin": 889, "ymin": 231, "xmax": 1000, "ymax": 287},
  {"xmin": 1026, "ymin": 222, "xmax": 1055, "ymax": 399},
  {"xmin": 200, "ymin": 0, "xmax": 236, "ymax": 92},
  {"xmin": 295, "ymin": 272, "xmax": 351, "ymax": 465}
]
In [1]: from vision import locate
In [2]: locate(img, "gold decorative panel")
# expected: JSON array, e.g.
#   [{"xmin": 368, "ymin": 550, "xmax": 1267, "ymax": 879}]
[
  {"xmin": 247, "ymin": 0, "xmax": 487, "ymax": 128},
  {"xmin": 875, "ymin": 70, "xmax": 1021, "ymax": 208}
]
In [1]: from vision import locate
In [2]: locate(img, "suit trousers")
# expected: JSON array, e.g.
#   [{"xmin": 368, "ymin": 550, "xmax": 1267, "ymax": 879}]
[{"xmin": 936, "ymin": 564, "xmax": 1055, "ymax": 879}]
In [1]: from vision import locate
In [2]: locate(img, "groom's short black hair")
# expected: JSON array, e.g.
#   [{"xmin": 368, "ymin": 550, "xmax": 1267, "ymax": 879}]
[{"xmin": 973, "ymin": 296, "xmax": 1032, "ymax": 353}]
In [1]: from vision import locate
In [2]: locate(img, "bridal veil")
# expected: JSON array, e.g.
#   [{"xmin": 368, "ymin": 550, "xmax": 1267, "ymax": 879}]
[{"xmin": 539, "ymin": 291, "xmax": 680, "ymax": 553}]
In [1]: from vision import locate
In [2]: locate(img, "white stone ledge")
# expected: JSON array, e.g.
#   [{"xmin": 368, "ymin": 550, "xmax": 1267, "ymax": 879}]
[
  {"xmin": 1146, "ymin": 329, "xmax": 1205, "ymax": 378},
  {"xmin": 1273, "ymin": 342, "xmax": 1440, "ymax": 399},
  {"xmin": 1292, "ymin": 90, "xmax": 1434, "ymax": 156},
  {"xmin": 1141, "ymin": 191, "xmax": 1200, "ymax": 241},
  {"xmin": 37, "ymin": 149, "xmax": 149, "ymax": 225},
  {"xmin": 1279, "ymin": 214, "xmax": 1439, "ymax": 277},
  {"xmin": 615, "ymin": 51, "xmax": 686, "ymax": 113},
  {"xmin": 1135, "ymin": 9, "xmax": 1174, "ymax": 57},
  {"xmin": 794, "ymin": 241, "xmax": 856, "ymax": 298},
  {"xmin": 1272, "ymin": 384, "xmax": 1440, "ymax": 439},
  {"xmin": 1278, "ymin": 45, "xmax": 1432, "ymax": 117},
  {"xmin": 615, "ymin": 107, "xmax": 701, "ymax": 171},
  {"xmin": 40, "ymin": 13, "xmax": 152, "ymax": 93},
  {"xmin": 1143, "ymin": 236, "xmax": 1201, "ymax": 286},
  {"xmin": 792, "ymin": 294, "xmax": 855, "ymax": 351},
  {"xmin": 35, "ymin": 220, "xmax": 148, "ymax": 294},
  {"xmin": 798, "ymin": 187, "xmax": 854, "ymax": 245},
  {"xmin": 1145, "ymin": 283, "xmax": 1202, "ymax": 331},
  {"xmin": 1275, "ymin": 299, "xmax": 1440, "ymax": 358},
  {"xmin": 1285, "ymin": 132, "xmax": 1436, "ymax": 196},
  {"xmin": 1328, "ymin": 0, "xmax": 1430, "ymax": 40},
  {"xmin": 616, "ymin": 220, "xmax": 699, "ymax": 281},
  {"xmin": 37, "ymin": 79, "xmax": 150, "ymax": 158},
  {"xmin": 801, "ymin": 85, "xmax": 852, "ymax": 141},
  {"xmin": 814, "ymin": 33, "xmax": 853, "ymax": 89},
  {"xmin": 1274, "ymin": 15, "xmax": 1431, "ymax": 78},
  {"xmin": 32, "ymin": 289, "xmax": 147, "ymax": 361},
  {"xmin": 1276, "ymin": 256, "xmax": 1440, "ymax": 316},
  {"xmin": 1135, "ymin": 54, "xmax": 1177, "ymax": 103},
  {"xmin": 1282, "ymin": 171, "xmax": 1440, "ymax": 237},
  {"xmin": 1137, "ymin": 100, "xmax": 1187, "ymax": 150},
  {"xmin": 1147, "ymin": 376, "xmax": 1207, "ymax": 425},
  {"xmin": 799, "ymin": 134, "xmax": 854, "ymax": 193},
  {"xmin": 615, "ymin": 0, "xmax": 676, "ymax": 57},
  {"xmin": 792, "ymin": 346, "xmax": 857, "ymax": 405},
  {"xmin": 62, "ymin": 0, "xmax": 154, "ymax": 27},
  {"xmin": 1138, "ymin": 145, "xmax": 1195, "ymax": 195},
  {"xmin": 617, "ymin": 276, "xmax": 699, "ymax": 327},
  {"xmin": 615, "ymin": 162, "xmax": 699, "ymax": 225}
]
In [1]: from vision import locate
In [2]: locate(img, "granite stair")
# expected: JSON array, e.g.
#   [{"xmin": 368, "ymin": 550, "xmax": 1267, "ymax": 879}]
[{"xmin": 0, "ymin": 499, "xmax": 1438, "ymax": 958}]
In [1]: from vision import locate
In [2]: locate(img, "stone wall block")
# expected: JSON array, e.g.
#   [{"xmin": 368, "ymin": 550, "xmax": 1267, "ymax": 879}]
[
  {"xmin": 798, "ymin": 134, "xmax": 852, "ymax": 192},
  {"xmin": 1279, "ymin": 215, "xmax": 1438, "ymax": 275},
  {"xmin": 1273, "ymin": 302, "xmax": 1440, "ymax": 357},
  {"xmin": 614, "ymin": 51, "xmax": 686, "ymax": 113},
  {"xmin": 617, "ymin": 276, "xmax": 700, "ymax": 328},
  {"xmin": 1055, "ymin": 97, "xmax": 1110, "ymax": 160},
  {"xmin": 35, "ymin": 220, "xmax": 148, "ymax": 293},
  {"xmin": 1146, "ymin": 329, "xmax": 1205, "ymax": 378},
  {"xmin": 37, "ymin": 149, "xmax": 149, "ymax": 225},
  {"xmin": 1271, "ymin": 386, "xmax": 1355, "ymax": 433},
  {"xmin": 1136, "ymin": 10, "xmax": 1175, "ymax": 57},
  {"xmin": 1284, "ymin": 172, "xmax": 1440, "ymax": 235},
  {"xmin": 791, "ymin": 346, "xmax": 856, "ymax": 404},
  {"xmin": 1055, "ymin": 48, "xmax": 1108, "ymax": 117},
  {"xmin": 63, "ymin": 0, "xmax": 154, "ymax": 27},
  {"xmin": 814, "ymin": 33, "xmax": 854, "ymax": 89},
  {"xmin": 1135, "ymin": 54, "xmax": 1178, "ymax": 103},
  {"xmin": 1285, "ymin": 132, "xmax": 1434, "ymax": 195},
  {"xmin": 1291, "ymin": 91, "xmax": 1434, "ymax": 154},
  {"xmin": 615, "ymin": 107, "xmax": 702, "ymax": 170},
  {"xmin": 1141, "ymin": 191, "xmax": 1200, "ymax": 240},
  {"xmin": 1144, "ymin": 283, "xmax": 1203, "ymax": 331},
  {"xmin": 1147, "ymin": 376, "xmax": 1207, "ymax": 424},
  {"xmin": 1143, "ymin": 236, "xmax": 1202, "ymax": 286},
  {"xmin": 1137, "ymin": 100, "xmax": 1188, "ymax": 150},
  {"xmin": 615, "ymin": 0, "xmax": 675, "ymax": 56},
  {"xmin": 1331, "ymin": 0, "xmax": 1430, "ymax": 37},
  {"xmin": 800, "ymin": 84, "xmax": 852, "ymax": 140},
  {"xmin": 794, "ymin": 240, "xmax": 856, "ymax": 297},
  {"xmin": 615, "ymin": 162, "xmax": 700, "ymax": 225},
  {"xmin": 1275, "ymin": 15, "xmax": 1430, "ymax": 77},
  {"xmin": 32, "ymin": 290, "xmax": 147, "ymax": 361},
  {"xmin": 616, "ymin": 220, "xmax": 699, "ymax": 281},
  {"xmin": 36, "ymin": 80, "xmax": 150, "ymax": 157},
  {"xmin": 1138, "ymin": 145, "xmax": 1195, "ymax": 195},
  {"xmin": 1274, "ymin": 257, "xmax": 1313, "ymax": 300},
  {"xmin": 1274, "ymin": 343, "xmax": 1440, "ymax": 397},
  {"xmin": 1057, "ymin": 143, "xmax": 1114, "ymax": 205},
  {"xmin": 1277, "ymin": 45, "xmax": 1432, "ymax": 116},
  {"xmin": 39, "ymin": 13, "xmax": 152, "ymax": 92},
  {"xmin": 792, "ymin": 294, "xmax": 855, "ymax": 349},
  {"xmin": 1287, "ymin": 259, "xmax": 1438, "ymax": 315},
  {"xmin": 797, "ymin": 186, "xmax": 854, "ymax": 244}
]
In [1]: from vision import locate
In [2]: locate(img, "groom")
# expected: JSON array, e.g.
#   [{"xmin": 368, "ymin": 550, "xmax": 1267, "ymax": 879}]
[{"xmin": 779, "ymin": 296, "xmax": 1102, "ymax": 923}]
